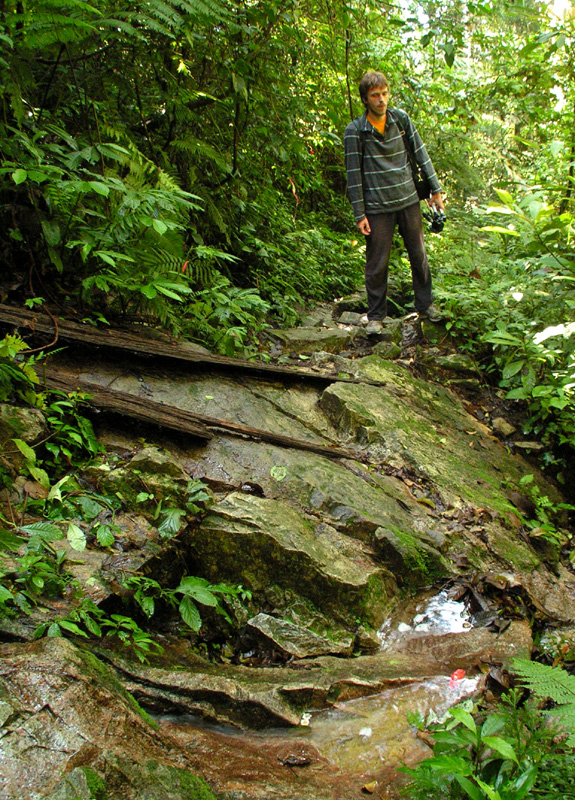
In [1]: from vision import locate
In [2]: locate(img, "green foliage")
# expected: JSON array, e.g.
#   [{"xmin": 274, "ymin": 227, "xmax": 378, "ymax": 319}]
[
  {"xmin": 0, "ymin": 519, "xmax": 76, "ymax": 615},
  {"xmin": 401, "ymin": 689, "xmax": 562, "ymax": 800},
  {"xmin": 124, "ymin": 573, "xmax": 251, "ymax": 633},
  {"xmin": 512, "ymin": 658, "xmax": 575, "ymax": 747},
  {"xmin": 431, "ymin": 187, "xmax": 574, "ymax": 477},
  {"xmin": 0, "ymin": 335, "xmax": 40, "ymax": 405},
  {"xmin": 514, "ymin": 474, "xmax": 574, "ymax": 558},
  {"xmin": 34, "ymin": 598, "xmax": 164, "ymax": 663}
]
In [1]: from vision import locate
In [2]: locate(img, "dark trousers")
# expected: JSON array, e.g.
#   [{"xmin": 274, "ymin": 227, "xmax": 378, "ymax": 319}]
[{"xmin": 365, "ymin": 203, "xmax": 433, "ymax": 319}]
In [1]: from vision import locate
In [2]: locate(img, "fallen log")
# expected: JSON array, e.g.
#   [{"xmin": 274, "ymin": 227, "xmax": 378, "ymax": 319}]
[
  {"xmin": 43, "ymin": 371, "xmax": 357, "ymax": 461},
  {"xmin": 0, "ymin": 303, "xmax": 385, "ymax": 388},
  {"xmin": 43, "ymin": 373, "xmax": 212, "ymax": 440}
]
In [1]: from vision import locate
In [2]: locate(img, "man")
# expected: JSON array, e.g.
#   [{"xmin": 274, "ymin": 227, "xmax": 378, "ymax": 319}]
[{"xmin": 344, "ymin": 71, "xmax": 445, "ymax": 333}]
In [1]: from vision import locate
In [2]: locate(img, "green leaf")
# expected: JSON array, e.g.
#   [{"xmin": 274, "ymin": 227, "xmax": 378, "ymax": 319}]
[
  {"xmin": 20, "ymin": 522, "xmax": 63, "ymax": 540},
  {"xmin": 475, "ymin": 778, "xmax": 502, "ymax": 800},
  {"xmin": 510, "ymin": 764, "xmax": 538, "ymax": 799},
  {"xmin": 480, "ymin": 226, "xmax": 520, "ymax": 237},
  {"xmin": 450, "ymin": 707, "xmax": 477, "ymax": 733},
  {"xmin": 28, "ymin": 466, "xmax": 51, "ymax": 489},
  {"xmin": 270, "ymin": 465, "xmax": 287, "ymax": 482},
  {"xmin": 12, "ymin": 438, "xmax": 36, "ymax": 463},
  {"xmin": 176, "ymin": 576, "xmax": 217, "ymax": 606},
  {"xmin": 95, "ymin": 525, "xmax": 115, "ymax": 547},
  {"xmin": 152, "ymin": 219, "xmax": 168, "ymax": 235},
  {"xmin": 137, "ymin": 594, "xmax": 155, "ymax": 618},
  {"xmin": 47, "ymin": 622, "xmax": 62, "ymax": 637},
  {"xmin": 494, "ymin": 188, "xmax": 515, "ymax": 207},
  {"xmin": 506, "ymin": 387, "xmax": 529, "ymax": 400},
  {"xmin": 502, "ymin": 361, "xmax": 524, "ymax": 379},
  {"xmin": 480, "ymin": 713, "xmax": 506, "ymax": 738},
  {"xmin": 41, "ymin": 219, "xmax": 61, "ymax": 247},
  {"xmin": 136, "ymin": 492, "xmax": 153, "ymax": 503},
  {"xmin": 179, "ymin": 595, "xmax": 202, "ymax": 631},
  {"xmin": 0, "ymin": 585, "xmax": 14, "ymax": 602},
  {"xmin": 0, "ymin": 529, "xmax": 25, "ymax": 551},
  {"xmin": 453, "ymin": 774, "xmax": 485, "ymax": 800},
  {"xmin": 59, "ymin": 619, "xmax": 89, "ymax": 637},
  {"xmin": 89, "ymin": 181, "xmax": 110, "ymax": 196},
  {"xmin": 76, "ymin": 496, "xmax": 104, "ymax": 522},
  {"xmin": 158, "ymin": 508, "xmax": 187, "ymax": 539},
  {"xmin": 67, "ymin": 522, "xmax": 86, "ymax": 552},
  {"xmin": 481, "ymin": 735, "xmax": 518, "ymax": 764},
  {"xmin": 12, "ymin": 169, "xmax": 27, "ymax": 185},
  {"xmin": 80, "ymin": 611, "xmax": 102, "ymax": 636},
  {"xmin": 48, "ymin": 475, "xmax": 74, "ymax": 502},
  {"xmin": 426, "ymin": 755, "xmax": 471, "ymax": 775}
]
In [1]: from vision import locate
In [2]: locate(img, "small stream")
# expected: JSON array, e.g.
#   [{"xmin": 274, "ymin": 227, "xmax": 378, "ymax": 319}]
[{"xmin": 158, "ymin": 589, "xmax": 480, "ymax": 794}]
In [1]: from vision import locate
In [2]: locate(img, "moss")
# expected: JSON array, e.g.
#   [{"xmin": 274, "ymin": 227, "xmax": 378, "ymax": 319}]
[
  {"xmin": 145, "ymin": 760, "xmax": 219, "ymax": 799},
  {"xmin": 81, "ymin": 767, "xmax": 108, "ymax": 800},
  {"xmin": 387, "ymin": 527, "xmax": 448, "ymax": 583},
  {"xmin": 79, "ymin": 648, "xmax": 159, "ymax": 730}
]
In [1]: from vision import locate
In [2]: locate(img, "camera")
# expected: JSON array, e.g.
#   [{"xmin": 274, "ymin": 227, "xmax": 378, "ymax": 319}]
[{"xmin": 423, "ymin": 209, "xmax": 446, "ymax": 233}]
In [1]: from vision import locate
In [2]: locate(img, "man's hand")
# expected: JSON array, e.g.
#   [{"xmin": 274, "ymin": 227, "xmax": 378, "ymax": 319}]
[
  {"xmin": 357, "ymin": 217, "xmax": 371, "ymax": 236},
  {"xmin": 427, "ymin": 192, "xmax": 445, "ymax": 213}
]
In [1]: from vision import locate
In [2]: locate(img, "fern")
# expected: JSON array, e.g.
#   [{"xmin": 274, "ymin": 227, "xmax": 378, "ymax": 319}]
[{"xmin": 513, "ymin": 658, "xmax": 575, "ymax": 745}]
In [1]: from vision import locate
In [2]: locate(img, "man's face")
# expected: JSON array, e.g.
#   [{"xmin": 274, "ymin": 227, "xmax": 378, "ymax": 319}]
[{"xmin": 365, "ymin": 84, "xmax": 390, "ymax": 118}]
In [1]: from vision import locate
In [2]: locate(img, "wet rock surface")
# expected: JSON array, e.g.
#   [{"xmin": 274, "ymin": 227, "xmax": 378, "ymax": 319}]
[{"xmin": 2, "ymin": 293, "xmax": 573, "ymax": 799}]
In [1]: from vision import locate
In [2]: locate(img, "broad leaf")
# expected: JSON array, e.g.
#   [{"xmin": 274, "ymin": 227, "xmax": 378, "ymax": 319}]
[
  {"xmin": 179, "ymin": 595, "xmax": 202, "ymax": 631},
  {"xmin": 67, "ymin": 522, "xmax": 87, "ymax": 552},
  {"xmin": 481, "ymin": 736, "xmax": 518, "ymax": 764}
]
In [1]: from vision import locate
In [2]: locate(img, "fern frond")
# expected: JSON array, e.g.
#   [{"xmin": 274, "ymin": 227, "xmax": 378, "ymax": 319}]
[
  {"xmin": 170, "ymin": 137, "xmax": 232, "ymax": 174},
  {"xmin": 513, "ymin": 658, "xmax": 575, "ymax": 744},
  {"xmin": 513, "ymin": 658, "xmax": 575, "ymax": 706}
]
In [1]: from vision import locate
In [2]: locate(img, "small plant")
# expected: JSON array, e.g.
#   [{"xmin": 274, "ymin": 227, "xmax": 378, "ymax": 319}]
[
  {"xmin": 516, "ymin": 474, "xmax": 574, "ymax": 558},
  {"xmin": 124, "ymin": 574, "xmax": 251, "ymax": 633},
  {"xmin": 0, "ymin": 521, "xmax": 77, "ymax": 614},
  {"xmin": 34, "ymin": 598, "xmax": 164, "ymax": 664},
  {"xmin": 42, "ymin": 391, "xmax": 103, "ymax": 469},
  {"xmin": 0, "ymin": 334, "xmax": 40, "ymax": 405},
  {"xmin": 401, "ymin": 659, "xmax": 575, "ymax": 800}
]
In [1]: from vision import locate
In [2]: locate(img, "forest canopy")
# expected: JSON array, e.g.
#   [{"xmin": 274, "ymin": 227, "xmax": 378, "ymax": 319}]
[{"xmin": 0, "ymin": 0, "xmax": 574, "ymax": 476}]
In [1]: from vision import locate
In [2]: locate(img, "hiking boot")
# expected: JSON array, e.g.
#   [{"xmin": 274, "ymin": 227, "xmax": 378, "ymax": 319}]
[
  {"xmin": 365, "ymin": 319, "xmax": 383, "ymax": 335},
  {"xmin": 419, "ymin": 304, "xmax": 444, "ymax": 322}
]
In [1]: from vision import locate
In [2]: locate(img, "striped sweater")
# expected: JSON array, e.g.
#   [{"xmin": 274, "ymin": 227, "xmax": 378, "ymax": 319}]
[{"xmin": 344, "ymin": 108, "xmax": 441, "ymax": 221}]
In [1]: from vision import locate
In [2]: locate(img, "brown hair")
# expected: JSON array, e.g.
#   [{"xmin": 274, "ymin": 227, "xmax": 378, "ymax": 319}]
[{"xmin": 358, "ymin": 71, "xmax": 389, "ymax": 105}]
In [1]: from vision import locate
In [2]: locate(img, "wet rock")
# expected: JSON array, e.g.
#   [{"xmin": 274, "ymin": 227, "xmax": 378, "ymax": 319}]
[
  {"xmin": 108, "ymin": 620, "xmax": 531, "ymax": 726},
  {"xmin": 245, "ymin": 613, "xmax": 353, "ymax": 658},
  {"xmin": 514, "ymin": 441, "xmax": 545, "ymax": 452},
  {"xmin": 374, "ymin": 526, "xmax": 447, "ymax": 583},
  {"xmin": 354, "ymin": 625, "xmax": 381, "ymax": 653},
  {"xmin": 378, "ymin": 318, "xmax": 402, "ymax": 344},
  {"xmin": 299, "ymin": 305, "xmax": 334, "ymax": 328},
  {"xmin": 270, "ymin": 327, "xmax": 356, "ymax": 354},
  {"xmin": 332, "ymin": 354, "xmax": 360, "ymax": 376},
  {"xmin": 0, "ymin": 637, "xmax": 218, "ymax": 800},
  {"xmin": 419, "ymin": 318, "xmax": 448, "ymax": 342},
  {"xmin": 333, "ymin": 292, "xmax": 366, "ymax": 314},
  {"xmin": 433, "ymin": 353, "xmax": 479, "ymax": 375},
  {"xmin": 321, "ymin": 356, "xmax": 559, "ymax": 516},
  {"xmin": 192, "ymin": 492, "xmax": 397, "ymax": 629},
  {"xmin": 385, "ymin": 620, "xmax": 533, "ymax": 667},
  {"xmin": 0, "ymin": 403, "xmax": 47, "ymax": 469},
  {"xmin": 492, "ymin": 416, "xmax": 517, "ymax": 437},
  {"xmin": 87, "ymin": 445, "xmax": 194, "ymax": 509},
  {"xmin": 338, "ymin": 311, "xmax": 363, "ymax": 325},
  {"xmin": 372, "ymin": 341, "xmax": 401, "ymax": 359},
  {"xmin": 128, "ymin": 445, "xmax": 189, "ymax": 478}
]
